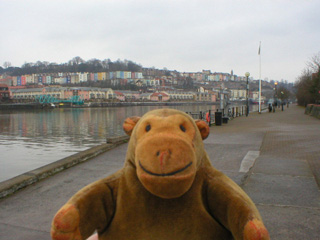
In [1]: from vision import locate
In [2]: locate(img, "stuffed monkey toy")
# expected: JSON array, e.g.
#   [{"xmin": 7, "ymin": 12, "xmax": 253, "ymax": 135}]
[{"xmin": 51, "ymin": 108, "xmax": 269, "ymax": 240}]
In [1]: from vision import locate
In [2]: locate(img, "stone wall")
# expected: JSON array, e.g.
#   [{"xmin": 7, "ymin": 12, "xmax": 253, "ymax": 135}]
[{"xmin": 305, "ymin": 104, "xmax": 320, "ymax": 119}]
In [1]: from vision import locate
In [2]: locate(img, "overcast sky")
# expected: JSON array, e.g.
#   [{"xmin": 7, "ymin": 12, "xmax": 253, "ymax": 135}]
[{"xmin": 1, "ymin": 0, "xmax": 319, "ymax": 82}]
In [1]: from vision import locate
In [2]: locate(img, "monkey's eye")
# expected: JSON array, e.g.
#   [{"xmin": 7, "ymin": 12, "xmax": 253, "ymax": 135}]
[
  {"xmin": 180, "ymin": 125, "xmax": 186, "ymax": 132},
  {"xmin": 145, "ymin": 124, "xmax": 151, "ymax": 132}
]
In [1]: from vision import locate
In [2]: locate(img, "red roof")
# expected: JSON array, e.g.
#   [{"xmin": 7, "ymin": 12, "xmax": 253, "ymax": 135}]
[
  {"xmin": 151, "ymin": 92, "xmax": 168, "ymax": 97},
  {"xmin": 114, "ymin": 91, "xmax": 124, "ymax": 96}
]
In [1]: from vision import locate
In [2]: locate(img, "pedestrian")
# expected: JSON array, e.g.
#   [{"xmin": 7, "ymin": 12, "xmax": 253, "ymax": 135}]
[
  {"xmin": 268, "ymin": 103, "xmax": 272, "ymax": 113},
  {"xmin": 206, "ymin": 111, "xmax": 211, "ymax": 125},
  {"xmin": 273, "ymin": 102, "xmax": 276, "ymax": 112}
]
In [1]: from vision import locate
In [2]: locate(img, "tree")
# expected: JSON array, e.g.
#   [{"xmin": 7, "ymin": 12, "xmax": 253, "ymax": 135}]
[
  {"xmin": 295, "ymin": 69, "xmax": 314, "ymax": 106},
  {"xmin": 276, "ymin": 85, "xmax": 291, "ymax": 102},
  {"xmin": 295, "ymin": 52, "xmax": 320, "ymax": 105},
  {"xmin": 3, "ymin": 61, "xmax": 12, "ymax": 68},
  {"xmin": 307, "ymin": 52, "xmax": 320, "ymax": 72},
  {"xmin": 101, "ymin": 59, "xmax": 111, "ymax": 70},
  {"xmin": 310, "ymin": 71, "xmax": 320, "ymax": 103},
  {"xmin": 68, "ymin": 56, "xmax": 85, "ymax": 68}
]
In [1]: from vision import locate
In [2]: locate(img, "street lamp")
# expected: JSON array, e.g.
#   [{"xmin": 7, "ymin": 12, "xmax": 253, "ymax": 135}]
[
  {"xmin": 274, "ymin": 82, "xmax": 278, "ymax": 107},
  {"xmin": 245, "ymin": 72, "xmax": 250, "ymax": 117}
]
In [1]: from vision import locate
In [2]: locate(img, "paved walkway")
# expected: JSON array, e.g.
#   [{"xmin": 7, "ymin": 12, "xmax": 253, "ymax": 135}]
[{"xmin": 0, "ymin": 105, "xmax": 319, "ymax": 240}]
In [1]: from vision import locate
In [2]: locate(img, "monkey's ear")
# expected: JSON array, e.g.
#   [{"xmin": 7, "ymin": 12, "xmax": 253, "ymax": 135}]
[
  {"xmin": 195, "ymin": 120, "xmax": 210, "ymax": 140},
  {"xmin": 123, "ymin": 116, "xmax": 140, "ymax": 136}
]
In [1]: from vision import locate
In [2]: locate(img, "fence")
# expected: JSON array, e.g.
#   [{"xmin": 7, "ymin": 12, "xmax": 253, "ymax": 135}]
[
  {"xmin": 35, "ymin": 95, "xmax": 85, "ymax": 105},
  {"xmin": 186, "ymin": 105, "xmax": 248, "ymax": 126}
]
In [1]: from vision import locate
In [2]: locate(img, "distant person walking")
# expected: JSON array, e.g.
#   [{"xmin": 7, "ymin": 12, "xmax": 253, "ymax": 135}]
[{"xmin": 273, "ymin": 102, "xmax": 276, "ymax": 113}]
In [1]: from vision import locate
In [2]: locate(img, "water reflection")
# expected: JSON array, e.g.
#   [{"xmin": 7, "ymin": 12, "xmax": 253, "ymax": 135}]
[{"xmin": 0, "ymin": 104, "xmax": 259, "ymax": 182}]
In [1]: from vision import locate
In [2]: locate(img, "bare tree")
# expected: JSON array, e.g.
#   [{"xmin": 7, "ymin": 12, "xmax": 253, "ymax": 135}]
[
  {"xmin": 295, "ymin": 53, "xmax": 320, "ymax": 106},
  {"xmin": 306, "ymin": 51, "xmax": 320, "ymax": 72},
  {"xmin": 3, "ymin": 61, "xmax": 12, "ymax": 68},
  {"xmin": 69, "ymin": 56, "xmax": 84, "ymax": 66}
]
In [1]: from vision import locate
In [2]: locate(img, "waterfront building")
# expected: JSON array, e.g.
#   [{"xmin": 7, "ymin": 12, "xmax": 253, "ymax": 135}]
[
  {"xmin": 140, "ymin": 93, "xmax": 152, "ymax": 101},
  {"xmin": 10, "ymin": 87, "xmax": 115, "ymax": 101},
  {"xmin": 164, "ymin": 91, "xmax": 194, "ymax": 101},
  {"xmin": 117, "ymin": 90, "xmax": 140, "ymax": 101},
  {"xmin": 230, "ymin": 89, "xmax": 247, "ymax": 100},
  {"xmin": 114, "ymin": 91, "xmax": 125, "ymax": 101},
  {"xmin": 11, "ymin": 87, "xmax": 59, "ymax": 100},
  {"xmin": 150, "ymin": 92, "xmax": 169, "ymax": 102},
  {"xmin": 195, "ymin": 92, "xmax": 215, "ymax": 102},
  {"xmin": 86, "ymin": 87, "xmax": 114, "ymax": 100}
]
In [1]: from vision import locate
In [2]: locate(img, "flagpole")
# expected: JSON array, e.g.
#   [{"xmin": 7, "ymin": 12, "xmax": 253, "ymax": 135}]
[{"xmin": 258, "ymin": 41, "xmax": 261, "ymax": 113}]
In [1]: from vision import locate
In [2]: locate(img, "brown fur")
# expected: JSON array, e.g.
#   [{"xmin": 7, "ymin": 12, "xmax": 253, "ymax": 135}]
[{"xmin": 51, "ymin": 108, "xmax": 269, "ymax": 240}]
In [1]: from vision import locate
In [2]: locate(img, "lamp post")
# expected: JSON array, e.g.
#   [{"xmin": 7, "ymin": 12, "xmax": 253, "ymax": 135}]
[
  {"xmin": 245, "ymin": 72, "xmax": 250, "ymax": 117},
  {"xmin": 274, "ymin": 82, "xmax": 278, "ymax": 107}
]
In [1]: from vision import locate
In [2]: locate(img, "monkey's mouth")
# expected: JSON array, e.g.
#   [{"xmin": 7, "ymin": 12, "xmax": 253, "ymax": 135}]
[{"xmin": 138, "ymin": 161, "xmax": 193, "ymax": 177}]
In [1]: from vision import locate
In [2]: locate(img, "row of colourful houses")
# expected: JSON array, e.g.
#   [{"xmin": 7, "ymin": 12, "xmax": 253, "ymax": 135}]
[
  {"xmin": 3, "ymin": 69, "xmax": 250, "ymax": 88},
  {"xmin": 8, "ymin": 71, "xmax": 144, "ymax": 87},
  {"xmin": 181, "ymin": 70, "xmax": 247, "ymax": 82}
]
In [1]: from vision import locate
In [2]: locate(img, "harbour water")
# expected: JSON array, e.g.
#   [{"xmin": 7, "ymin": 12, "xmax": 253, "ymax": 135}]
[{"xmin": 0, "ymin": 104, "xmax": 260, "ymax": 182}]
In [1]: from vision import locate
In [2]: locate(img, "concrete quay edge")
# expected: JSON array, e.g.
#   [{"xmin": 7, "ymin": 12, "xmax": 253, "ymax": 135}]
[{"xmin": 0, "ymin": 135, "xmax": 130, "ymax": 199}]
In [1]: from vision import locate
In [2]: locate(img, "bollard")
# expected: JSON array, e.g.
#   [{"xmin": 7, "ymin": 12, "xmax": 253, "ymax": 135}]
[{"xmin": 215, "ymin": 110, "xmax": 222, "ymax": 126}]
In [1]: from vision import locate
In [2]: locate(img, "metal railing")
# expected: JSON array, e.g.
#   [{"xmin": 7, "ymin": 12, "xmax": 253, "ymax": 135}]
[
  {"xmin": 35, "ymin": 95, "xmax": 85, "ymax": 105},
  {"xmin": 186, "ymin": 105, "xmax": 248, "ymax": 126}
]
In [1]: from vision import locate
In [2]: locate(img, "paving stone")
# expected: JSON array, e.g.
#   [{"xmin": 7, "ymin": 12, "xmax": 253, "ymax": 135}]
[
  {"xmin": 0, "ymin": 223, "xmax": 50, "ymax": 240},
  {"xmin": 242, "ymin": 173, "xmax": 320, "ymax": 208},
  {"xmin": 253, "ymin": 155, "xmax": 313, "ymax": 177},
  {"xmin": 257, "ymin": 204, "xmax": 320, "ymax": 240}
]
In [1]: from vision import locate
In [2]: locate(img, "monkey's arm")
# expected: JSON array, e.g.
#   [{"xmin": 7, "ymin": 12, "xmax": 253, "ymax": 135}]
[{"xmin": 206, "ymin": 170, "xmax": 269, "ymax": 240}]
